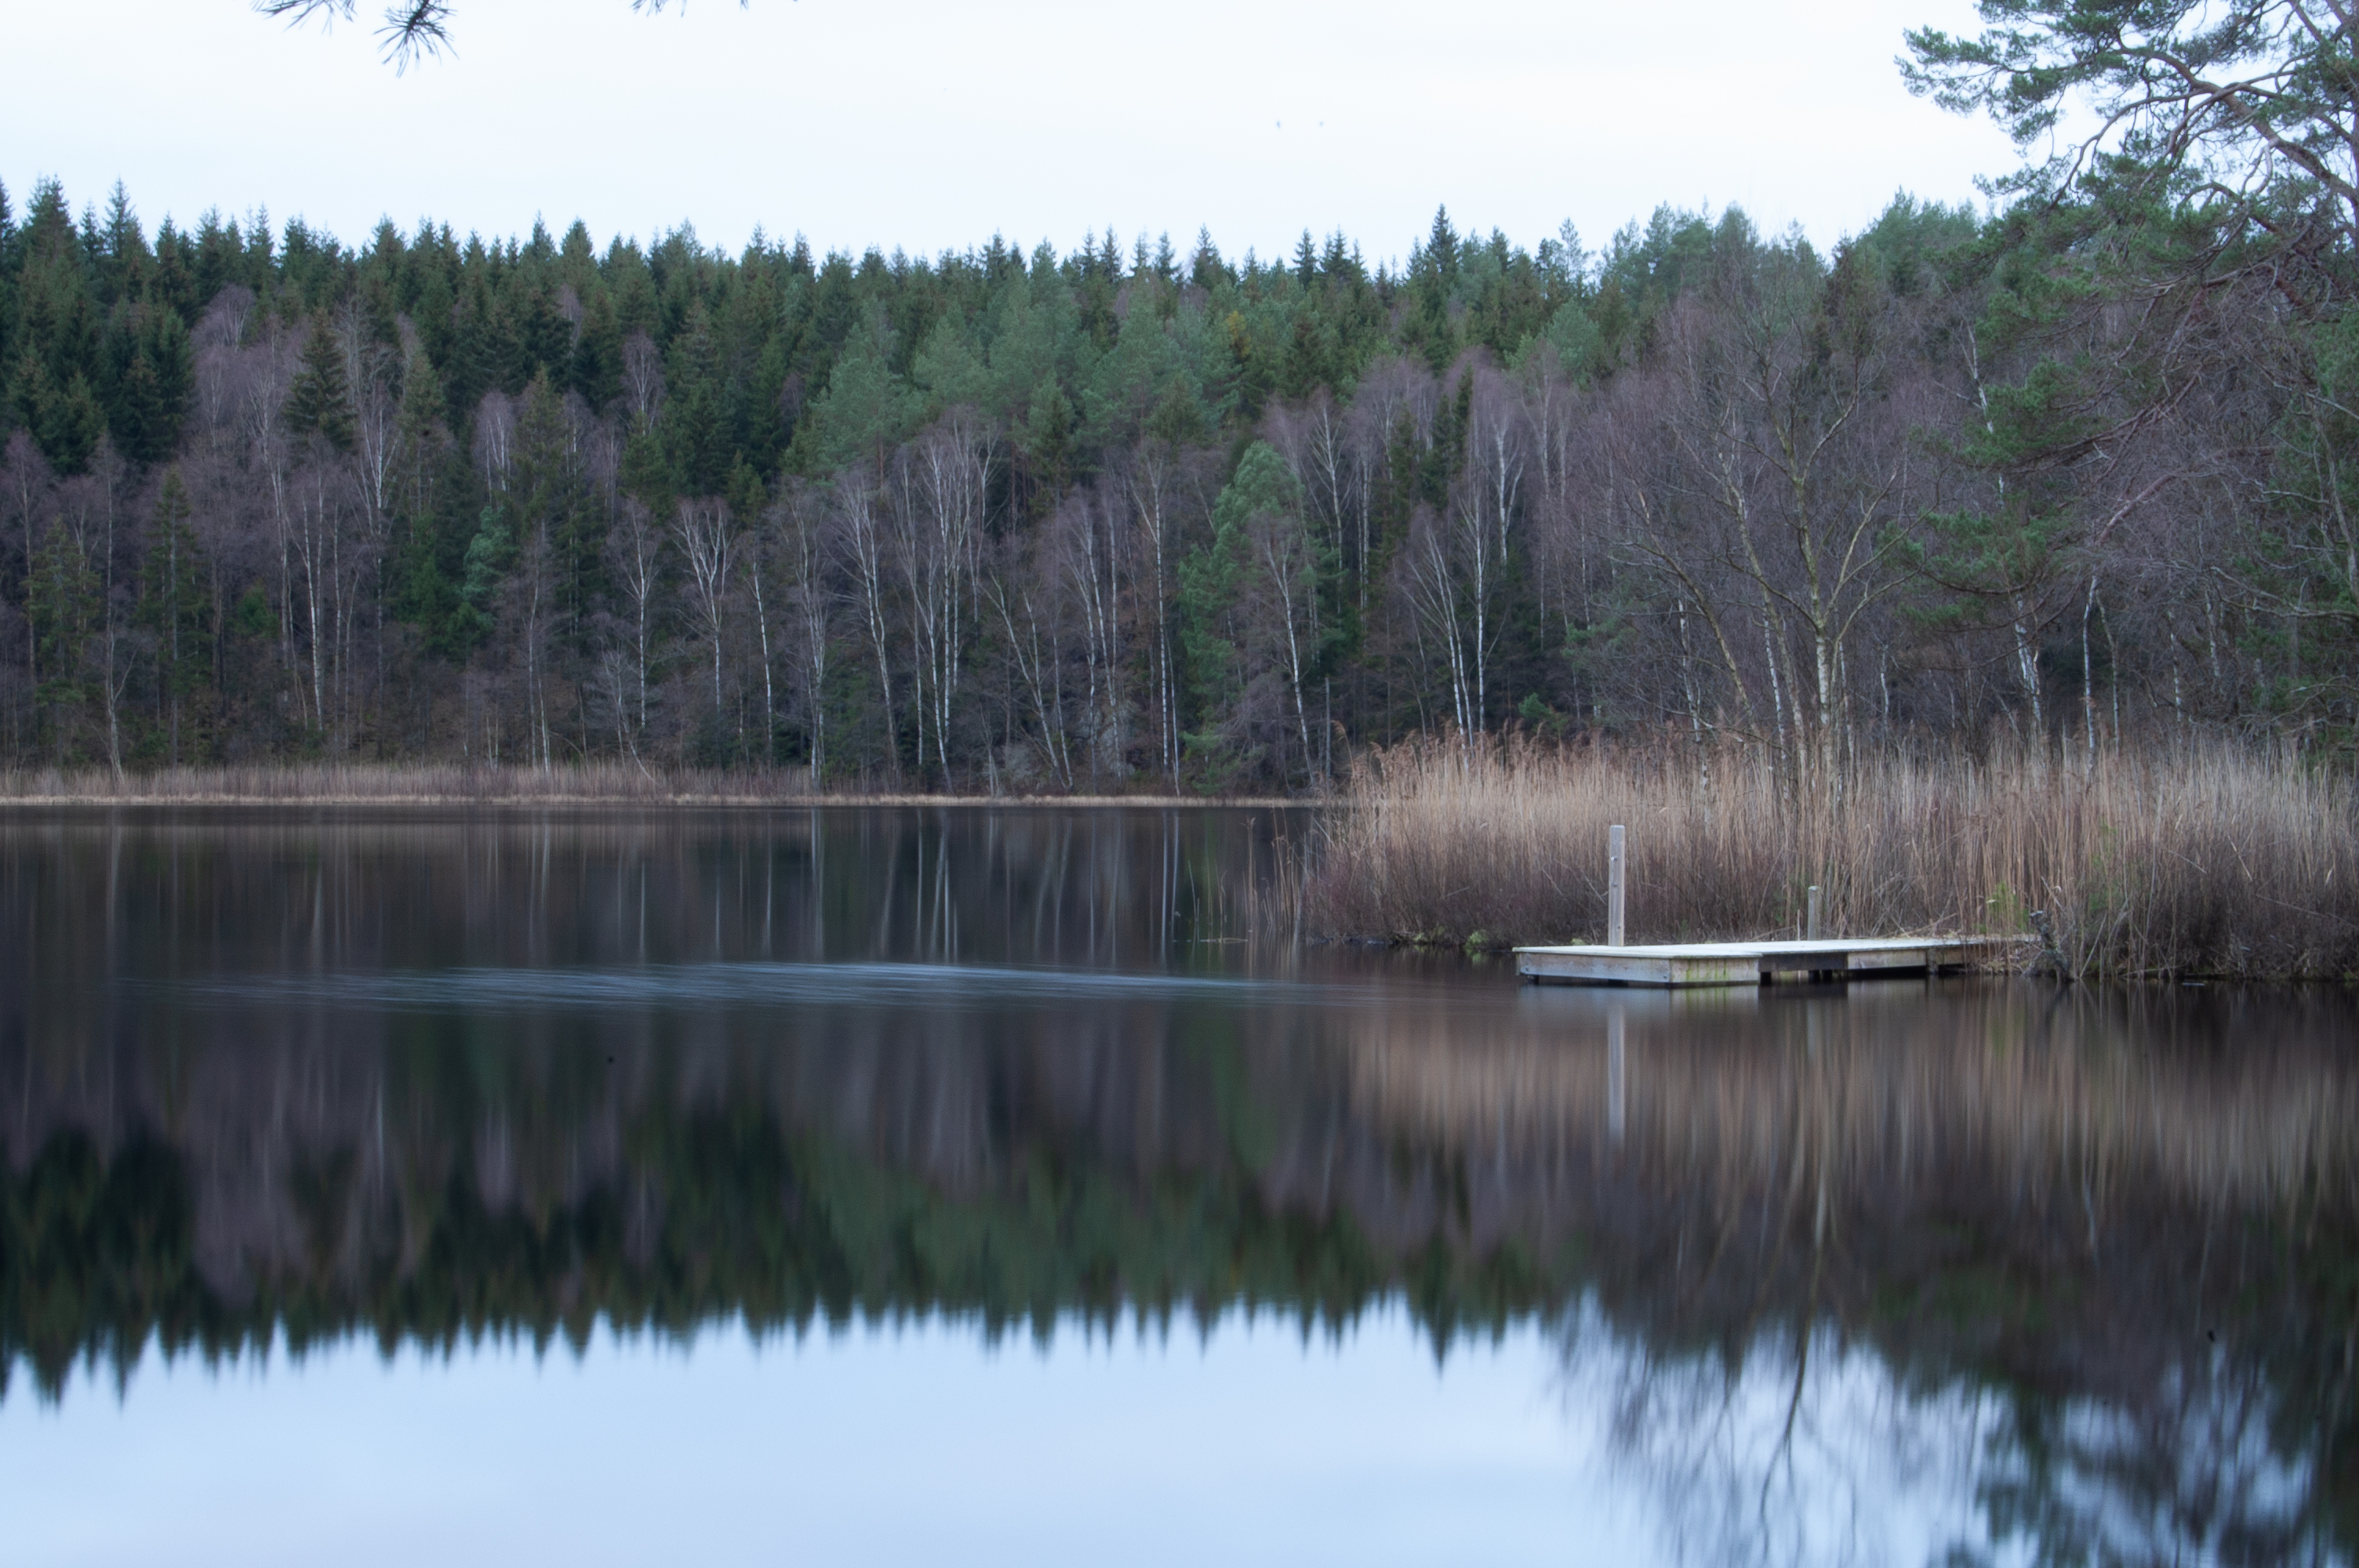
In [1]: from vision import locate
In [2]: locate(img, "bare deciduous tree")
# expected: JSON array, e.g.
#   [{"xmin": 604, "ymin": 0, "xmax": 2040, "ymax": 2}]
[{"xmin": 674, "ymin": 498, "xmax": 735, "ymax": 717}]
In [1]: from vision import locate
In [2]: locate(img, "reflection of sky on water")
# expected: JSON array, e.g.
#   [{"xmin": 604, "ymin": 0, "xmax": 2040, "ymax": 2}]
[
  {"xmin": 22, "ymin": 1301, "xmax": 2303, "ymax": 1568},
  {"xmin": 10, "ymin": 1310, "xmax": 1627, "ymax": 1568}
]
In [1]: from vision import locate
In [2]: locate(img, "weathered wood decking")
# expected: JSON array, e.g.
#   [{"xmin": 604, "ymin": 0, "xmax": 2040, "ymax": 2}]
[{"xmin": 1515, "ymin": 936, "xmax": 2013, "ymax": 987}]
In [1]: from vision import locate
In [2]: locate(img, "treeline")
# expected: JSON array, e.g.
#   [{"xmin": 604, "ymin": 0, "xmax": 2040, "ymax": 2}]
[{"xmin": 0, "ymin": 171, "xmax": 2348, "ymax": 787}]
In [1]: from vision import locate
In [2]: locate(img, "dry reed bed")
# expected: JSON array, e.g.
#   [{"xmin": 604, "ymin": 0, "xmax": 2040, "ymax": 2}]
[
  {"xmin": 0, "ymin": 762, "xmax": 1265, "ymax": 809},
  {"xmin": 1309, "ymin": 736, "xmax": 2359, "ymax": 977}
]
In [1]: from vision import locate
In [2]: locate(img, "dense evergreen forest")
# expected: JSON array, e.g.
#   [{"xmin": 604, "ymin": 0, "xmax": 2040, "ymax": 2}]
[{"xmin": 0, "ymin": 151, "xmax": 2350, "ymax": 787}]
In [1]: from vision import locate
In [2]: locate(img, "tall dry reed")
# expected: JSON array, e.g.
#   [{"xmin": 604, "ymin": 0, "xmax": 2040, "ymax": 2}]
[{"xmin": 1309, "ymin": 735, "xmax": 2359, "ymax": 977}]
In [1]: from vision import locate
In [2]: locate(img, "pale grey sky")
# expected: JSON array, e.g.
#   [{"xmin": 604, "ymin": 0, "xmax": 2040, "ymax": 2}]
[{"xmin": 8, "ymin": 0, "xmax": 2019, "ymax": 263}]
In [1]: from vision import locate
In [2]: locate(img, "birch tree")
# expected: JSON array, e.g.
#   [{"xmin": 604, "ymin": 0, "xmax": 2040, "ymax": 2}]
[{"xmin": 674, "ymin": 497, "xmax": 735, "ymax": 718}]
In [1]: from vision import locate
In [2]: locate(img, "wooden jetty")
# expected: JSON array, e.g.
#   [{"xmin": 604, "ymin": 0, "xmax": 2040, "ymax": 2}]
[
  {"xmin": 1516, "ymin": 824, "xmax": 2019, "ymax": 986},
  {"xmin": 1516, "ymin": 935, "xmax": 2011, "ymax": 988}
]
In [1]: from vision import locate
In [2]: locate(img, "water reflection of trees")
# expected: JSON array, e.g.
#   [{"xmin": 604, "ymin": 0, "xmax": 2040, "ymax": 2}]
[
  {"xmin": 8, "ymin": 984, "xmax": 2357, "ymax": 1561},
  {"xmin": 5, "ymin": 811, "xmax": 2358, "ymax": 1562},
  {"xmin": 0, "ymin": 1004, "xmax": 1532, "ymax": 1396},
  {"xmin": 0, "ymin": 807, "xmax": 1300, "ymax": 989}
]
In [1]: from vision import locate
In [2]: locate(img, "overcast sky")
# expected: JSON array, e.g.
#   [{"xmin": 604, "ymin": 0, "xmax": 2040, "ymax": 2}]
[{"xmin": 9, "ymin": 0, "xmax": 2021, "ymax": 266}]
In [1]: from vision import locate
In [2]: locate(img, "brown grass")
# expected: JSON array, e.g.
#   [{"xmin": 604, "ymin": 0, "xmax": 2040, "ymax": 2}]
[
  {"xmin": 1307, "ymin": 734, "xmax": 2359, "ymax": 978},
  {"xmin": 0, "ymin": 762, "xmax": 1282, "ymax": 809}
]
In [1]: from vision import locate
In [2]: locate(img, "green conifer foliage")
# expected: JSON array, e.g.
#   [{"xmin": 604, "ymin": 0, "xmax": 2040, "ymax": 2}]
[
  {"xmin": 12, "ymin": 361, "xmax": 107, "ymax": 475},
  {"xmin": 510, "ymin": 374, "xmax": 602, "ymax": 642},
  {"xmin": 99, "ymin": 303, "xmax": 192, "ymax": 465},
  {"xmin": 453, "ymin": 506, "xmax": 515, "ymax": 652},
  {"xmin": 283, "ymin": 314, "xmax": 355, "ymax": 452},
  {"xmin": 0, "ymin": 180, "xmax": 16, "ymax": 434},
  {"xmin": 27, "ymin": 514, "xmax": 99, "ymax": 760},
  {"xmin": 137, "ymin": 470, "xmax": 212, "ymax": 764},
  {"xmin": 569, "ymin": 289, "xmax": 622, "ymax": 410}
]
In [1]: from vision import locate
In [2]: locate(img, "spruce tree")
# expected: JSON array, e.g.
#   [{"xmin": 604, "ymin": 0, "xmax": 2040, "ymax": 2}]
[
  {"xmin": 443, "ymin": 274, "xmax": 495, "ymax": 417},
  {"xmin": 144, "ymin": 305, "xmax": 194, "ymax": 454},
  {"xmin": 139, "ymin": 470, "xmax": 211, "ymax": 764},
  {"xmin": 95, "ymin": 183, "xmax": 148, "ymax": 310},
  {"xmin": 569, "ymin": 289, "xmax": 622, "ymax": 409},
  {"xmin": 284, "ymin": 312, "xmax": 354, "ymax": 451},
  {"xmin": 518, "ymin": 284, "xmax": 569, "ymax": 385},
  {"xmin": 27, "ymin": 515, "xmax": 98, "ymax": 761},
  {"xmin": 98, "ymin": 299, "xmax": 190, "ymax": 464},
  {"xmin": 149, "ymin": 218, "xmax": 198, "ymax": 325},
  {"xmin": 18, "ymin": 365, "xmax": 107, "ymax": 474},
  {"xmin": 0, "ymin": 178, "xmax": 14, "ymax": 436},
  {"xmin": 109, "ymin": 350, "xmax": 165, "ymax": 464}
]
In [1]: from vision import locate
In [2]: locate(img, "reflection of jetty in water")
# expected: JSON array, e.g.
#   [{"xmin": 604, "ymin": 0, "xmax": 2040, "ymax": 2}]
[{"xmin": 3, "ymin": 810, "xmax": 2356, "ymax": 1563}]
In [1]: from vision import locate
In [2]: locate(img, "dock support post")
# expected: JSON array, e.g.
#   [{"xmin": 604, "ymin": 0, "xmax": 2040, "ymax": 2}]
[
  {"xmin": 1607, "ymin": 825, "xmax": 1627, "ymax": 948},
  {"xmin": 1806, "ymin": 884, "xmax": 1822, "ymax": 941}
]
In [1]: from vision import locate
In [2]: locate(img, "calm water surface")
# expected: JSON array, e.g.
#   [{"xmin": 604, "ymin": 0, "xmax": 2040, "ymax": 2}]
[{"xmin": 4, "ymin": 807, "xmax": 2357, "ymax": 1566}]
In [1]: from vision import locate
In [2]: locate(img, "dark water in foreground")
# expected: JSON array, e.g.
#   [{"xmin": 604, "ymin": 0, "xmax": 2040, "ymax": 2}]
[{"xmin": 4, "ymin": 808, "xmax": 2357, "ymax": 1566}]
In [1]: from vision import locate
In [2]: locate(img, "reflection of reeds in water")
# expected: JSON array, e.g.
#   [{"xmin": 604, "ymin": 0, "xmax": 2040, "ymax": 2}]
[
  {"xmin": 1310, "ymin": 734, "xmax": 2359, "ymax": 977},
  {"xmin": 1183, "ymin": 811, "xmax": 1314, "ymax": 949},
  {"xmin": 1347, "ymin": 985, "xmax": 2359, "ymax": 1218},
  {"xmin": 1454, "ymin": 987, "xmax": 2359, "ymax": 1568}
]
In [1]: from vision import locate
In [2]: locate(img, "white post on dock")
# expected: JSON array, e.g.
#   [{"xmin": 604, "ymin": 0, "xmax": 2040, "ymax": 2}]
[
  {"xmin": 1806, "ymin": 884, "xmax": 1823, "ymax": 942},
  {"xmin": 1607, "ymin": 824, "xmax": 1627, "ymax": 948}
]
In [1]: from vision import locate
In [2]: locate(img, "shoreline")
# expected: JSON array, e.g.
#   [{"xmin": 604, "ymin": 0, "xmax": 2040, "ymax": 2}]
[
  {"xmin": 0, "ymin": 763, "xmax": 1308, "ymax": 810},
  {"xmin": 0, "ymin": 792, "xmax": 1307, "ymax": 809}
]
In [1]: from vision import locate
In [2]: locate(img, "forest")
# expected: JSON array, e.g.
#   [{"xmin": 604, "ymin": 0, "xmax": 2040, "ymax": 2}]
[{"xmin": 0, "ymin": 130, "xmax": 2351, "ymax": 789}]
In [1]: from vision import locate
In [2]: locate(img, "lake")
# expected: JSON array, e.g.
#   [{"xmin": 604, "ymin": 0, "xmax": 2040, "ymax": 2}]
[{"xmin": 3, "ymin": 806, "xmax": 2354, "ymax": 1566}]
